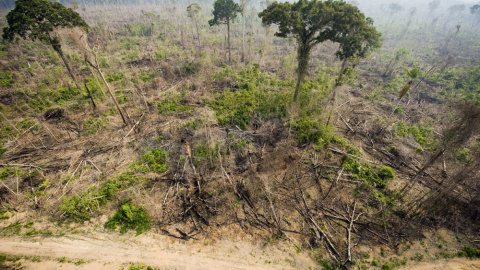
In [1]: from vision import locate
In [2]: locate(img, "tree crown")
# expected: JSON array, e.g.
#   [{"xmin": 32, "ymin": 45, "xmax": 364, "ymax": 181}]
[
  {"xmin": 259, "ymin": 0, "xmax": 381, "ymax": 60},
  {"xmin": 2, "ymin": 0, "xmax": 89, "ymax": 43},
  {"xmin": 208, "ymin": 0, "xmax": 241, "ymax": 26}
]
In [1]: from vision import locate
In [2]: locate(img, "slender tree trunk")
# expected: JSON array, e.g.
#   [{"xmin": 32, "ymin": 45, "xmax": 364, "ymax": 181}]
[
  {"xmin": 85, "ymin": 54, "xmax": 129, "ymax": 126},
  {"xmin": 337, "ymin": 58, "xmax": 348, "ymax": 84},
  {"xmin": 52, "ymin": 43, "xmax": 83, "ymax": 95},
  {"xmin": 195, "ymin": 21, "xmax": 201, "ymax": 48},
  {"xmin": 227, "ymin": 21, "xmax": 231, "ymax": 62},
  {"xmin": 293, "ymin": 42, "xmax": 310, "ymax": 102},
  {"xmin": 97, "ymin": 66, "xmax": 128, "ymax": 125},
  {"xmin": 241, "ymin": 14, "xmax": 246, "ymax": 63}
]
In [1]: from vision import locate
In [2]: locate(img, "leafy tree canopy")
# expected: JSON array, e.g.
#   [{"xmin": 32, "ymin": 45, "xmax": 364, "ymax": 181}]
[
  {"xmin": 187, "ymin": 3, "xmax": 202, "ymax": 18},
  {"xmin": 208, "ymin": 0, "xmax": 241, "ymax": 26},
  {"xmin": 2, "ymin": 0, "xmax": 89, "ymax": 44},
  {"xmin": 330, "ymin": 5, "xmax": 382, "ymax": 61}
]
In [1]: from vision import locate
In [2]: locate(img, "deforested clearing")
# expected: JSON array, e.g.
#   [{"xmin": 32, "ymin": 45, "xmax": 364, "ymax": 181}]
[{"xmin": 0, "ymin": 0, "xmax": 479, "ymax": 269}]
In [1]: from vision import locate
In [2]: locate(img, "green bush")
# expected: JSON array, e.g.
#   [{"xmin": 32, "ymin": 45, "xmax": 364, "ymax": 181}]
[
  {"xmin": 105, "ymin": 200, "xmax": 151, "ymax": 235},
  {"xmin": 140, "ymin": 148, "xmax": 169, "ymax": 174},
  {"xmin": 343, "ymin": 158, "xmax": 395, "ymax": 189},
  {"xmin": 293, "ymin": 117, "xmax": 333, "ymax": 148},
  {"xmin": 458, "ymin": 246, "xmax": 480, "ymax": 258}
]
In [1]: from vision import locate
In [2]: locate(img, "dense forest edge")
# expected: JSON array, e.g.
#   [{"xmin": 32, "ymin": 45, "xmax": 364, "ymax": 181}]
[{"xmin": 0, "ymin": 0, "xmax": 480, "ymax": 269}]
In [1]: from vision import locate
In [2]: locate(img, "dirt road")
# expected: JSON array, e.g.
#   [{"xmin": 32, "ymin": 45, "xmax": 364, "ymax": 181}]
[{"xmin": 0, "ymin": 231, "xmax": 317, "ymax": 269}]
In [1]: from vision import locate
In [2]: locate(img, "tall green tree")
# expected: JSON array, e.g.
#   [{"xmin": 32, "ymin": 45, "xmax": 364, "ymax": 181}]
[
  {"xmin": 259, "ymin": 0, "xmax": 380, "ymax": 101},
  {"xmin": 187, "ymin": 3, "xmax": 202, "ymax": 49},
  {"xmin": 208, "ymin": 0, "xmax": 241, "ymax": 62},
  {"xmin": 331, "ymin": 6, "xmax": 382, "ymax": 84},
  {"xmin": 259, "ymin": 0, "xmax": 338, "ymax": 101},
  {"xmin": 2, "ymin": 0, "xmax": 89, "ymax": 95}
]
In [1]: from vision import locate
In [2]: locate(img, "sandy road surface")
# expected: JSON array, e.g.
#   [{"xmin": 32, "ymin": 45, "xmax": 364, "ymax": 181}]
[{"xmin": 0, "ymin": 231, "xmax": 317, "ymax": 269}]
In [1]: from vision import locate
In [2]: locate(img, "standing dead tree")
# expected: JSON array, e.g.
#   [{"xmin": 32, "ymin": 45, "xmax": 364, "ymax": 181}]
[{"xmin": 68, "ymin": 28, "xmax": 129, "ymax": 126}]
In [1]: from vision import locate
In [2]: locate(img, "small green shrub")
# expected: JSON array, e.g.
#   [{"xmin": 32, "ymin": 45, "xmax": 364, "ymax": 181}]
[
  {"xmin": 393, "ymin": 121, "xmax": 435, "ymax": 148},
  {"xmin": 156, "ymin": 97, "xmax": 192, "ymax": 115},
  {"xmin": 382, "ymin": 262, "xmax": 392, "ymax": 270},
  {"xmin": 0, "ymin": 210, "xmax": 9, "ymax": 220},
  {"xmin": 24, "ymin": 221, "xmax": 33, "ymax": 228},
  {"xmin": 105, "ymin": 200, "xmax": 151, "ymax": 235},
  {"xmin": 139, "ymin": 148, "xmax": 169, "ymax": 174},
  {"xmin": 0, "ymin": 145, "xmax": 7, "ymax": 158},
  {"xmin": 457, "ymin": 246, "xmax": 480, "ymax": 258},
  {"xmin": 293, "ymin": 117, "xmax": 333, "ymax": 148},
  {"xmin": 181, "ymin": 61, "xmax": 201, "ymax": 75},
  {"xmin": 343, "ymin": 158, "xmax": 395, "ymax": 189},
  {"xmin": 105, "ymin": 71, "xmax": 125, "ymax": 83},
  {"xmin": 139, "ymin": 71, "xmax": 154, "ymax": 82}
]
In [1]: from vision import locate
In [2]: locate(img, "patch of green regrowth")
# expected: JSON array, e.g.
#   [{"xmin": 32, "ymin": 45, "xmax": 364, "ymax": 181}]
[
  {"xmin": 17, "ymin": 119, "xmax": 42, "ymax": 131},
  {"xmin": 24, "ymin": 221, "xmax": 33, "ymax": 228},
  {"xmin": 178, "ymin": 118, "xmax": 202, "ymax": 130},
  {"xmin": 393, "ymin": 121, "xmax": 436, "ymax": 149},
  {"xmin": 60, "ymin": 171, "xmax": 143, "ymax": 221},
  {"xmin": 410, "ymin": 252, "xmax": 424, "ymax": 261},
  {"xmin": 24, "ymin": 229, "xmax": 53, "ymax": 236},
  {"xmin": 139, "ymin": 70, "xmax": 154, "ymax": 82},
  {"xmin": 209, "ymin": 65, "xmax": 291, "ymax": 130},
  {"xmin": 457, "ymin": 246, "xmax": 480, "ymax": 258},
  {"xmin": 3, "ymin": 221, "xmax": 22, "ymax": 234},
  {"xmin": 0, "ymin": 167, "xmax": 23, "ymax": 180},
  {"xmin": 83, "ymin": 116, "xmax": 106, "ymax": 134},
  {"xmin": 135, "ymin": 148, "xmax": 169, "ymax": 174},
  {"xmin": 0, "ymin": 70, "xmax": 14, "ymax": 87},
  {"xmin": 156, "ymin": 93, "xmax": 192, "ymax": 115},
  {"xmin": 293, "ymin": 115, "xmax": 334, "ymax": 149},
  {"xmin": 0, "ymin": 145, "xmax": 6, "ymax": 158},
  {"xmin": 314, "ymin": 255, "xmax": 341, "ymax": 270},
  {"xmin": 343, "ymin": 158, "xmax": 395, "ymax": 189},
  {"xmin": 455, "ymin": 147, "xmax": 472, "ymax": 164},
  {"xmin": 105, "ymin": 71, "xmax": 125, "ymax": 83},
  {"xmin": 127, "ymin": 263, "xmax": 158, "ymax": 270},
  {"xmin": 193, "ymin": 141, "xmax": 225, "ymax": 167},
  {"xmin": 105, "ymin": 200, "xmax": 151, "ymax": 235},
  {"xmin": 181, "ymin": 61, "xmax": 201, "ymax": 75},
  {"xmin": 0, "ymin": 210, "xmax": 9, "ymax": 219}
]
